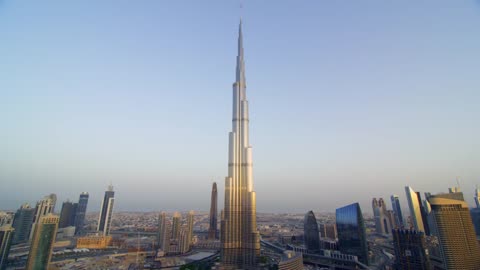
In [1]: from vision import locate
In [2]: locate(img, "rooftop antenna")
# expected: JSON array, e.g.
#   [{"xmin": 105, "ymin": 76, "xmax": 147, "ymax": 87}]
[{"xmin": 456, "ymin": 176, "xmax": 461, "ymax": 190}]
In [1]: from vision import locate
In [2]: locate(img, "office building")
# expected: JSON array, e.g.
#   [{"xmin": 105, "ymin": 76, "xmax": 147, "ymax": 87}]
[
  {"xmin": 319, "ymin": 223, "xmax": 337, "ymax": 240},
  {"xmin": 471, "ymin": 208, "xmax": 480, "ymax": 237},
  {"xmin": 59, "ymin": 201, "xmax": 78, "ymax": 228},
  {"xmin": 12, "ymin": 203, "xmax": 35, "ymax": 244},
  {"xmin": 303, "ymin": 211, "xmax": 320, "ymax": 253},
  {"xmin": 25, "ymin": 214, "xmax": 59, "ymax": 270},
  {"xmin": 405, "ymin": 186, "xmax": 425, "ymax": 232},
  {"xmin": 427, "ymin": 196, "xmax": 480, "ymax": 270},
  {"xmin": 156, "ymin": 212, "xmax": 193, "ymax": 255},
  {"xmin": 208, "ymin": 182, "xmax": 218, "ymax": 240},
  {"xmin": 0, "ymin": 225, "xmax": 14, "ymax": 270},
  {"xmin": 392, "ymin": 229, "xmax": 431, "ymax": 270},
  {"xmin": 30, "ymin": 194, "xmax": 56, "ymax": 241},
  {"xmin": 157, "ymin": 212, "xmax": 168, "ymax": 251},
  {"xmin": 77, "ymin": 235, "xmax": 112, "ymax": 249},
  {"xmin": 372, "ymin": 198, "xmax": 392, "ymax": 234},
  {"xmin": 220, "ymin": 21, "xmax": 260, "ymax": 269},
  {"xmin": 171, "ymin": 212, "xmax": 181, "ymax": 240},
  {"xmin": 74, "ymin": 192, "xmax": 89, "ymax": 235},
  {"xmin": 390, "ymin": 195, "xmax": 404, "ymax": 227},
  {"xmin": 475, "ymin": 186, "xmax": 480, "ymax": 208},
  {"xmin": 0, "ymin": 212, "xmax": 13, "ymax": 227},
  {"xmin": 336, "ymin": 203, "xmax": 368, "ymax": 265},
  {"xmin": 97, "ymin": 185, "xmax": 115, "ymax": 236}
]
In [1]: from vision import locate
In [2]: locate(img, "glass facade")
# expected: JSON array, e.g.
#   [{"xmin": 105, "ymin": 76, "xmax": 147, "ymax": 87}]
[
  {"xmin": 74, "ymin": 192, "xmax": 89, "ymax": 235},
  {"xmin": 304, "ymin": 211, "xmax": 320, "ymax": 252},
  {"xmin": 336, "ymin": 203, "xmax": 368, "ymax": 265}
]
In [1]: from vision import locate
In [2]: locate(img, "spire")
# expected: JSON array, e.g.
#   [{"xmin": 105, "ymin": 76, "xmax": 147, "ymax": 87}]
[{"xmin": 236, "ymin": 20, "xmax": 246, "ymax": 85}]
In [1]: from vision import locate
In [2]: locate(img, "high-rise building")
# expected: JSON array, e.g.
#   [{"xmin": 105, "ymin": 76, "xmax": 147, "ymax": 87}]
[
  {"xmin": 157, "ymin": 212, "xmax": 168, "ymax": 250},
  {"xmin": 390, "ymin": 195, "xmax": 404, "ymax": 227},
  {"xmin": 59, "ymin": 201, "xmax": 78, "ymax": 228},
  {"xmin": 220, "ymin": 21, "xmax": 260, "ymax": 269},
  {"xmin": 474, "ymin": 186, "xmax": 479, "ymax": 209},
  {"xmin": 30, "ymin": 194, "xmax": 56, "ymax": 241},
  {"xmin": 427, "ymin": 196, "xmax": 480, "ymax": 270},
  {"xmin": 372, "ymin": 198, "xmax": 392, "ymax": 234},
  {"xmin": 208, "ymin": 182, "xmax": 218, "ymax": 240},
  {"xmin": 74, "ymin": 192, "xmax": 89, "ymax": 235},
  {"xmin": 336, "ymin": 203, "xmax": 368, "ymax": 265},
  {"xmin": 319, "ymin": 223, "xmax": 337, "ymax": 240},
  {"xmin": 171, "ymin": 212, "xmax": 181, "ymax": 240},
  {"xmin": 392, "ymin": 229, "xmax": 431, "ymax": 270},
  {"xmin": 471, "ymin": 208, "xmax": 480, "ymax": 237},
  {"xmin": 0, "ymin": 225, "xmax": 14, "ymax": 270},
  {"xmin": 12, "ymin": 203, "xmax": 35, "ymax": 244},
  {"xmin": 303, "ymin": 211, "xmax": 320, "ymax": 253},
  {"xmin": 0, "ymin": 212, "xmax": 14, "ymax": 227},
  {"xmin": 25, "ymin": 214, "xmax": 59, "ymax": 270},
  {"xmin": 405, "ymin": 186, "xmax": 425, "ymax": 232},
  {"xmin": 97, "ymin": 185, "xmax": 115, "ymax": 236},
  {"xmin": 186, "ymin": 211, "xmax": 194, "ymax": 248},
  {"xmin": 278, "ymin": 251, "xmax": 303, "ymax": 270}
]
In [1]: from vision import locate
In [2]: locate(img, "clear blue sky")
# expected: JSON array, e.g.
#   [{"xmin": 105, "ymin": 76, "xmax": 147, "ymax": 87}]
[{"xmin": 1, "ymin": 1, "xmax": 479, "ymax": 214}]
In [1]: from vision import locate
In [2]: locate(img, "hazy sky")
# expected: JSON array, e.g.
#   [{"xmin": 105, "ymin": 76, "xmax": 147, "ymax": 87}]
[{"xmin": 1, "ymin": 1, "xmax": 479, "ymax": 214}]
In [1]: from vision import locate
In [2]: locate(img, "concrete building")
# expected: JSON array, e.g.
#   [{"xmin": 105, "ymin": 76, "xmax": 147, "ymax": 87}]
[
  {"xmin": 76, "ymin": 235, "xmax": 112, "ymax": 249},
  {"xmin": 0, "ymin": 225, "xmax": 14, "ymax": 270},
  {"xmin": 319, "ymin": 223, "xmax": 337, "ymax": 240},
  {"xmin": 372, "ymin": 198, "xmax": 392, "ymax": 234}
]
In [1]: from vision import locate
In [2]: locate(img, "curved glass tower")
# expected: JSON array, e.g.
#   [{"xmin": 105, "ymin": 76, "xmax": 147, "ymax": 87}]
[
  {"xmin": 220, "ymin": 21, "xmax": 260, "ymax": 269},
  {"xmin": 304, "ymin": 211, "xmax": 320, "ymax": 252},
  {"xmin": 336, "ymin": 203, "xmax": 368, "ymax": 265}
]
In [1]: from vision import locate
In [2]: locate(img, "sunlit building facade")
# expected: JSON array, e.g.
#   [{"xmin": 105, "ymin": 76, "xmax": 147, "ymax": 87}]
[
  {"xmin": 220, "ymin": 21, "xmax": 260, "ymax": 269},
  {"xmin": 405, "ymin": 186, "xmax": 425, "ymax": 232},
  {"xmin": 336, "ymin": 203, "xmax": 368, "ymax": 265},
  {"xmin": 97, "ymin": 185, "xmax": 114, "ymax": 236},
  {"xmin": 26, "ymin": 214, "xmax": 59, "ymax": 270}
]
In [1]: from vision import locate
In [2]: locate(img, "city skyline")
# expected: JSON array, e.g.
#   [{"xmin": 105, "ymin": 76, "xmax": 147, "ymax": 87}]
[{"xmin": 1, "ymin": 1, "xmax": 480, "ymax": 213}]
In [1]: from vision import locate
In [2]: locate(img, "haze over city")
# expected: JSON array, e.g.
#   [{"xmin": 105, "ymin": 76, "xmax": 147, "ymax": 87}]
[{"xmin": 1, "ymin": 1, "xmax": 480, "ymax": 213}]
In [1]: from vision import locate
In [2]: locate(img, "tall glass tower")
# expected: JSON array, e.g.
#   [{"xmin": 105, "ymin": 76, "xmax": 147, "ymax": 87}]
[
  {"xmin": 390, "ymin": 195, "xmax": 404, "ymax": 227},
  {"xmin": 74, "ymin": 192, "xmax": 89, "ymax": 235},
  {"xmin": 304, "ymin": 211, "xmax": 320, "ymax": 253},
  {"xmin": 208, "ymin": 182, "xmax": 218, "ymax": 240},
  {"xmin": 97, "ymin": 185, "xmax": 114, "ymax": 236},
  {"xmin": 220, "ymin": 21, "xmax": 260, "ymax": 269},
  {"xmin": 336, "ymin": 203, "xmax": 368, "ymax": 265},
  {"xmin": 26, "ymin": 214, "xmax": 59, "ymax": 270}
]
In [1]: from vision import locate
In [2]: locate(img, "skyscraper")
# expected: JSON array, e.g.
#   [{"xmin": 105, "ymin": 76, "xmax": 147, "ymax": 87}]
[
  {"xmin": 208, "ymin": 182, "xmax": 218, "ymax": 240},
  {"xmin": 186, "ymin": 210, "xmax": 194, "ymax": 248},
  {"xmin": 427, "ymin": 196, "xmax": 480, "ymax": 270},
  {"xmin": 336, "ymin": 203, "xmax": 368, "ymax": 266},
  {"xmin": 372, "ymin": 198, "xmax": 392, "ymax": 234},
  {"xmin": 303, "ymin": 211, "xmax": 320, "ymax": 253},
  {"xmin": 405, "ymin": 186, "xmax": 425, "ymax": 232},
  {"xmin": 26, "ymin": 214, "xmax": 59, "ymax": 270},
  {"xmin": 392, "ymin": 229, "xmax": 431, "ymax": 270},
  {"xmin": 390, "ymin": 194, "xmax": 404, "ymax": 227},
  {"xmin": 30, "ymin": 194, "xmax": 56, "ymax": 241},
  {"xmin": 475, "ymin": 186, "xmax": 480, "ymax": 208},
  {"xmin": 59, "ymin": 201, "xmax": 77, "ymax": 228},
  {"xmin": 74, "ymin": 192, "xmax": 89, "ymax": 235},
  {"xmin": 0, "ymin": 225, "xmax": 14, "ymax": 270},
  {"xmin": 12, "ymin": 203, "xmax": 35, "ymax": 244},
  {"xmin": 220, "ymin": 21, "xmax": 260, "ymax": 269},
  {"xmin": 171, "ymin": 212, "xmax": 181, "ymax": 240},
  {"xmin": 97, "ymin": 185, "xmax": 115, "ymax": 236}
]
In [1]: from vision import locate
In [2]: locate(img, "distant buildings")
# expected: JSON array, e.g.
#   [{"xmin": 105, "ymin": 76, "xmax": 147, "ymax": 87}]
[
  {"xmin": 26, "ymin": 214, "xmax": 59, "ymax": 270},
  {"xmin": 12, "ymin": 203, "xmax": 35, "ymax": 244},
  {"xmin": 156, "ymin": 211, "xmax": 195, "ymax": 255},
  {"xmin": 372, "ymin": 198, "xmax": 392, "ymax": 234},
  {"xmin": 97, "ymin": 185, "xmax": 115, "ymax": 236},
  {"xmin": 336, "ymin": 203, "xmax": 368, "ymax": 265},
  {"xmin": 392, "ymin": 229, "xmax": 431, "ymax": 270},
  {"xmin": 405, "ymin": 186, "xmax": 425, "ymax": 232},
  {"xmin": 390, "ymin": 194, "xmax": 404, "ymax": 227},
  {"xmin": 74, "ymin": 192, "xmax": 89, "ymax": 235},
  {"xmin": 303, "ymin": 211, "xmax": 320, "ymax": 253},
  {"xmin": 427, "ymin": 194, "xmax": 480, "ymax": 270},
  {"xmin": 319, "ymin": 223, "xmax": 337, "ymax": 240},
  {"xmin": 0, "ymin": 225, "xmax": 14, "ymax": 270},
  {"xmin": 208, "ymin": 182, "xmax": 218, "ymax": 240}
]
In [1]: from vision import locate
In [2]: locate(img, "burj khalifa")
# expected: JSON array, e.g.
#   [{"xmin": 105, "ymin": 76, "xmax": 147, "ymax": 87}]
[{"xmin": 220, "ymin": 21, "xmax": 261, "ymax": 269}]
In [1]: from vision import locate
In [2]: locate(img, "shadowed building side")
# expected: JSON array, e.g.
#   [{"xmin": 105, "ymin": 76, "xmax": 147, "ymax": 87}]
[{"xmin": 208, "ymin": 182, "xmax": 218, "ymax": 240}]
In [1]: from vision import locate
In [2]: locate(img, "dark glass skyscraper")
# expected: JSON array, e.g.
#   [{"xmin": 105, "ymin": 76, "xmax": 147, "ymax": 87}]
[
  {"xmin": 59, "ymin": 201, "xmax": 77, "ymax": 228},
  {"xmin": 390, "ymin": 195, "xmax": 404, "ymax": 227},
  {"xmin": 74, "ymin": 192, "xmax": 89, "ymax": 235},
  {"xmin": 97, "ymin": 185, "xmax": 114, "ymax": 236},
  {"xmin": 12, "ymin": 203, "xmax": 35, "ymax": 244},
  {"xmin": 392, "ymin": 229, "xmax": 431, "ymax": 270},
  {"xmin": 336, "ymin": 203, "xmax": 368, "ymax": 265},
  {"xmin": 208, "ymin": 182, "xmax": 218, "ymax": 240},
  {"xmin": 303, "ymin": 211, "xmax": 320, "ymax": 253}
]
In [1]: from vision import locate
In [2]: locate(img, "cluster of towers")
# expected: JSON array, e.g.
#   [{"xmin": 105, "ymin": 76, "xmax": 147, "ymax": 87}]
[
  {"xmin": 0, "ymin": 185, "xmax": 115, "ymax": 269},
  {"xmin": 157, "ymin": 211, "xmax": 194, "ymax": 255}
]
